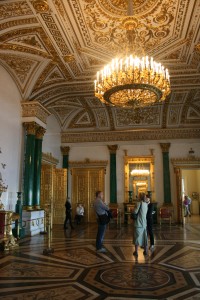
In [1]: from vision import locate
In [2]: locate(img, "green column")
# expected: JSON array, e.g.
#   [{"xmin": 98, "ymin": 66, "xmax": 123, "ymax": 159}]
[
  {"xmin": 61, "ymin": 146, "xmax": 70, "ymax": 197},
  {"xmin": 33, "ymin": 127, "xmax": 46, "ymax": 209},
  {"xmin": 23, "ymin": 122, "xmax": 37, "ymax": 210},
  {"xmin": 107, "ymin": 145, "xmax": 118, "ymax": 204},
  {"xmin": 160, "ymin": 143, "xmax": 171, "ymax": 204}
]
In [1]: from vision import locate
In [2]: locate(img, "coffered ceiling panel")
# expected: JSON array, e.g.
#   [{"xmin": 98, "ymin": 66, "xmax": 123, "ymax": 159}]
[{"xmin": 0, "ymin": 0, "xmax": 200, "ymax": 135}]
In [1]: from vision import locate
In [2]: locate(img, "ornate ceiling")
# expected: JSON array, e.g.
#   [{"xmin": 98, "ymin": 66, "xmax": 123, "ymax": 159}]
[{"xmin": 0, "ymin": 0, "xmax": 200, "ymax": 139}]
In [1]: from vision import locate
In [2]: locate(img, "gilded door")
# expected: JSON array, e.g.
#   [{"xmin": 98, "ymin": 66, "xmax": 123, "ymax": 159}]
[
  {"xmin": 40, "ymin": 165, "xmax": 67, "ymax": 225},
  {"xmin": 72, "ymin": 168, "xmax": 105, "ymax": 222},
  {"xmin": 53, "ymin": 169, "xmax": 67, "ymax": 224}
]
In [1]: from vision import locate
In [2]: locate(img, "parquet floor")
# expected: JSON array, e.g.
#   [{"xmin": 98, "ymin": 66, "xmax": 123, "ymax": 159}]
[{"xmin": 0, "ymin": 215, "xmax": 200, "ymax": 300}]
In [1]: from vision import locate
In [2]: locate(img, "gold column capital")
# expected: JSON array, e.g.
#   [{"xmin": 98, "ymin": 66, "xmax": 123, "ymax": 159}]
[
  {"xmin": 107, "ymin": 145, "xmax": 118, "ymax": 154},
  {"xmin": 36, "ymin": 126, "xmax": 46, "ymax": 139},
  {"xmin": 160, "ymin": 143, "xmax": 171, "ymax": 152},
  {"xmin": 23, "ymin": 122, "xmax": 38, "ymax": 135},
  {"xmin": 60, "ymin": 146, "xmax": 70, "ymax": 155}
]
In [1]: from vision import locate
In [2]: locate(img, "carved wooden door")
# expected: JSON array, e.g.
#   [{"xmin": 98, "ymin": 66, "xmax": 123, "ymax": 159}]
[
  {"xmin": 41, "ymin": 165, "xmax": 67, "ymax": 225},
  {"xmin": 72, "ymin": 168, "xmax": 105, "ymax": 222},
  {"xmin": 53, "ymin": 168, "xmax": 67, "ymax": 224}
]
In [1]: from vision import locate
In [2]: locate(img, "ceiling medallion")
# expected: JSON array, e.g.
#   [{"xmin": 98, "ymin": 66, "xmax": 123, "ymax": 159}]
[
  {"xmin": 33, "ymin": 0, "xmax": 49, "ymax": 13},
  {"xmin": 94, "ymin": 1, "xmax": 171, "ymax": 108},
  {"xmin": 63, "ymin": 55, "xmax": 75, "ymax": 63}
]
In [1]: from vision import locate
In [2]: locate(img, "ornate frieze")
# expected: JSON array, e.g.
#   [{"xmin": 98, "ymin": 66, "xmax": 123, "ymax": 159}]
[
  {"xmin": 22, "ymin": 101, "xmax": 51, "ymax": 124},
  {"xmin": 0, "ymin": 1, "xmax": 33, "ymax": 20},
  {"xmin": 61, "ymin": 128, "xmax": 200, "ymax": 143},
  {"xmin": 69, "ymin": 159, "xmax": 108, "ymax": 168},
  {"xmin": 42, "ymin": 152, "xmax": 59, "ymax": 165},
  {"xmin": 115, "ymin": 107, "xmax": 161, "ymax": 127}
]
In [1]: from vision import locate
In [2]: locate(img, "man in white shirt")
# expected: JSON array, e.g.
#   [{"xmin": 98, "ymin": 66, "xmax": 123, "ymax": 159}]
[{"xmin": 75, "ymin": 204, "xmax": 84, "ymax": 224}]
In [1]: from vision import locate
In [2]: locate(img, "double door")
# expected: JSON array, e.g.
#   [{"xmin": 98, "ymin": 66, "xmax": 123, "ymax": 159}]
[
  {"xmin": 40, "ymin": 164, "xmax": 67, "ymax": 225},
  {"xmin": 71, "ymin": 167, "xmax": 105, "ymax": 222}
]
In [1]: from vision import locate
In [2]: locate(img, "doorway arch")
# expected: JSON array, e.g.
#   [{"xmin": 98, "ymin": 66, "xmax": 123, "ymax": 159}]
[{"xmin": 171, "ymin": 156, "xmax": 200, "ymax": 223}]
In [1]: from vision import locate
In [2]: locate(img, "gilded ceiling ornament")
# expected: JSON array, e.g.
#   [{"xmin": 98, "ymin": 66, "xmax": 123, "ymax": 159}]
[
  {"xmin": 0, "ymin": 2, "xmax": 32, "ymax": 19},
  {"xmin": 115, "ymin": 107, "xmax": 160, "ymax": 126},
  {"xmin": 63, "ymin": 55, "xmax": 75, "ymax": 63},
  {"xmin": 33, "ymin": 0, "xmax": 49, "ymax": 13},
  {"xmin": 195, "ymin": 44, "xmax": 200, "ymax": 53},
  {"xmin": 14, "ymin": 35, "xmax": 43, "ymax": 49},
  {"xmin": 95, "ymin": 110, "xmax": 109, "ymax": 127},
  {"xmin": 0, "ymin": 55, "xmax": 35, "ymax": 84}
]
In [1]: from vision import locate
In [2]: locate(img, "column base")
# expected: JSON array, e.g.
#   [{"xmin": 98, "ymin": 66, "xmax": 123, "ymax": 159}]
[{"xmin": 22, "ymin": 210, "xmax": 44, "ymax": 236}]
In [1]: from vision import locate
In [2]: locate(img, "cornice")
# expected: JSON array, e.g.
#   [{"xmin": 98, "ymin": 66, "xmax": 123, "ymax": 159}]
[
  {"xmin": 61, "ymin": 128, "xmax": 200, "ymax": 143},
  {"xmin": 69, "ymin": 159, "xmax": 108, "ymax": 168},
  {"xmin": 42, "ymin": 152, "xmax": 59, "ymax": 165}
]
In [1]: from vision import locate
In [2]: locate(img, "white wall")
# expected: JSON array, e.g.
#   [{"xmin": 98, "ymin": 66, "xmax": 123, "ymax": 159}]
[
  {"xmin": 66, "ymin": 140, "xmax": 200, "ymax": 220},
  {"xmin": 0, "ymin": 65, "xmax": 23, "ymax": 210},
  {"xmin": 42, "ymin": 114, "xmax": 62, "ymax": 167}
]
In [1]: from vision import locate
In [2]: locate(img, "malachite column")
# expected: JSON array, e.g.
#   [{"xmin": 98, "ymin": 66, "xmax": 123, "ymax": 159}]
[
  {"xmin": 61, "ymin": 146, "xmax": 70, "ymax": 169},
  {"xmin": 23, "ymin": 122, "xmax": 37, "ymax": 210},
  {"xmin": 107, "ymin": 145, "xmax": 118, "ymax": 204},
  {"xmin": 33, "ymin": 127, "xmax": 46, "ymax": 209},
  {"xmin": 160, "ymin": 143, "xmax": 171, "ymax": 204},
  {"xmin": 61, "ymin": 146, "xmax": 70, "ymax": 197}
]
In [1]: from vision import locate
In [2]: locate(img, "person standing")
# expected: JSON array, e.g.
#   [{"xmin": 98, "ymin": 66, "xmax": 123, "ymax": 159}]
[
  {"xmin": 133, "ymin": 193, "xmax": 149, "ymax": 257},
  {"xmin": 184, "ymin": 195, "xmax": 192, "ymax": 217},
  {"xmin": 146, "ymin": 198, "xmax": 155, "ymax": 251},
  {"xmin": 64, "ymin": 198, "xmax": 74, "ymax": 229},
  {"xmin": 75, "ymin": 203, "xmax": 84, "ymax": 224},
  {"xmin": 94, "ymin": 191, "xmax": 109, "ymax": 253}
]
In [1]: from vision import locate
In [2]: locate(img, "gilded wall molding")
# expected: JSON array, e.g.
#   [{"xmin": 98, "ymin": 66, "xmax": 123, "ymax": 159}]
[
  {"xmin": 22, "ymin": 101, "xmax": 51, "ymax": 124},
  {"xmin": 42, "ymin": 152, "xmax": 59, "ymax": 165},
  {"xmin": 69, "ymin": 159, "xmax": 108, "ymax": 168},
  {"xmin": 61, "ymin": 128, "xmax": 200, "ymax": 143},
  {"xmin": 171, "ymin": 157, "xmax": 200, "ymax": 169}
]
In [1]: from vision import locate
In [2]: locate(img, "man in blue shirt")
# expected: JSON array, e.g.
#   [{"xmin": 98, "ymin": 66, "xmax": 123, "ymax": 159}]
[{"xmin": 94, "ymin": 191, "xmax": 109, "ymax": 253}]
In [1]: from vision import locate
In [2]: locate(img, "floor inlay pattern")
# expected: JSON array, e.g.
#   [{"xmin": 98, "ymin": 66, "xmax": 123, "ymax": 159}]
[{"xmin": 0, "ymin": 223, "xmax": 200, "ymax": 299}]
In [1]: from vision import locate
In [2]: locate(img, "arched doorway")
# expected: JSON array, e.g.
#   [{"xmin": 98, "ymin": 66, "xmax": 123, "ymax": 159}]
[{"xmin": 171, "ymin": 156, "xmax": 200, "ymax": 224}]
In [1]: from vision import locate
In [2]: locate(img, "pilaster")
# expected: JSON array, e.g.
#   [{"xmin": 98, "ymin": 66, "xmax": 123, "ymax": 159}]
[
  {"xmin": 107, "ymin": 145, "xmax": 118, "ymax": 204},
  {"xmin": 160, "ymin": 143, "xmax": 171, "ymax": 205}
]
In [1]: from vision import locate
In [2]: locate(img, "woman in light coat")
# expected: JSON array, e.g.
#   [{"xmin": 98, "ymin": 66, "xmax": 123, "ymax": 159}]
[{"xmin": 133, "ymin": 193, "xmax": 149, "ymax": 257}]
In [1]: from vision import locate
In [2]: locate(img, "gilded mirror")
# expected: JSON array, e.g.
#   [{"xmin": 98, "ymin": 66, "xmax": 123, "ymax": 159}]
[{"xmin": 124, "ymin": 156, "xmax": 155, "ymax": 203}]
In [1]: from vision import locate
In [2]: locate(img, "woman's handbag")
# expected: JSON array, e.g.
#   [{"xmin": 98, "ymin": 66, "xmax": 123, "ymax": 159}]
[{"xmin": 131, "ymin": 203, "xmax": 142, "ymax": 220}]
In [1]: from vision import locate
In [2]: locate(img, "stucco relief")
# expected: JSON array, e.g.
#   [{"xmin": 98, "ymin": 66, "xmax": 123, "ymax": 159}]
[{"xmin": 115, "ymin": 107, "xmax": 161, "ymax": 127}]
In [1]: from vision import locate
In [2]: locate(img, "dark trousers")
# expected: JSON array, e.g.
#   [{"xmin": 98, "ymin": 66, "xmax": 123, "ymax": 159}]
[
  {"xmin": 75, "ymin": 215, "xmax": 83, "ymax": 224},
  {"xmin": 147, "ymin": 220, "xmax": 154, "ymax": 246},
  {"xmin": 96, "ymin": 221, "xmax": 107, "ymax": 250},
  {"xmin": 64, "ymin": 213, "xmax": 73, "ymax": 229}
]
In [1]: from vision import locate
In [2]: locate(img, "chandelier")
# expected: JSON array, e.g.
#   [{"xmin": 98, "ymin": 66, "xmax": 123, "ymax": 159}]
[
  {"xmin": 131, "ymin": 165, "xmax": 150, "ymax": 176},
  {"xmin": 94, "ymin": 2, "xmax": 171, "ymax": 108}
]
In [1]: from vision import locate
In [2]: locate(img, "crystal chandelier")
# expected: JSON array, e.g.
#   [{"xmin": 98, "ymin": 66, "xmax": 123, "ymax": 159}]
[
  {"xmin": 94, "ymin": 1, "xmax": 171, "ymax": 108},
  {"xmin": 131, "ymin": 165, "xmax": 150, "ymax": 176}
]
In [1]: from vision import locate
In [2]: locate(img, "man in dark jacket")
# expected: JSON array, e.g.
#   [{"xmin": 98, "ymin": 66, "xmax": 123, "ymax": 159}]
[{"xmin": 64, "ymin": 198, "xmax": 74, "ymax": 229}]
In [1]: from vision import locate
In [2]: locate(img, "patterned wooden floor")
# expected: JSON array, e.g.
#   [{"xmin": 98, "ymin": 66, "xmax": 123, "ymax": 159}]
[{"xmin": 0, "ymin": 217, "xmax": 200, "ymax": 300}]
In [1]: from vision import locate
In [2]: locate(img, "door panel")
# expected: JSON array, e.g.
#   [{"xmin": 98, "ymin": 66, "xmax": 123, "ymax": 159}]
[
  {"xmin": 53, "ymin": 169, "xmax": 67, "ymax": 224},
  {"xmin": 72, "ymin": 168, "xmax": 105, "ymax": 222}
]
